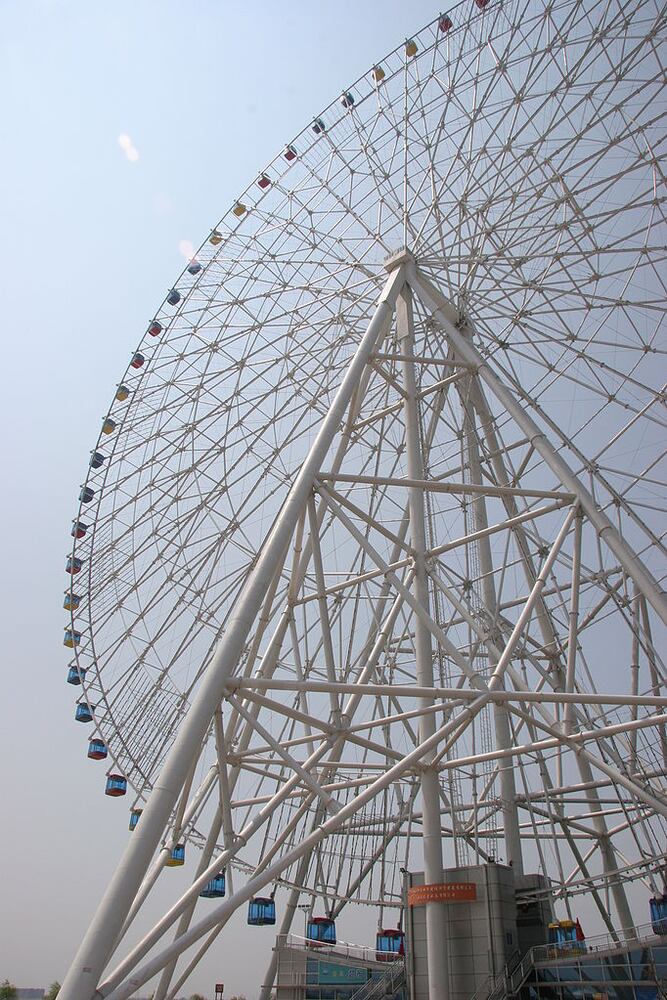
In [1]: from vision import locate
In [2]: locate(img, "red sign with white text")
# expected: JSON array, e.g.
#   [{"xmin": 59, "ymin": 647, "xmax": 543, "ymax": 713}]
[{"xmin": 408, "ymin": 882, "xmax": 477, "ymax": 905}]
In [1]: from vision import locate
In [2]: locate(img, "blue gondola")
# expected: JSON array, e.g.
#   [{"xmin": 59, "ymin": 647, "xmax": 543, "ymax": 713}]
[
  {"xmin": 129, "ymin": 808, "xmax": 143, "ymax": 831},
  {"xmin": 376, "ymin": 929, "xmax": 405, "ymax": 962},
  {"xmin": 248, "ymin": 897, "xmax": 276, "ymax": 926},
  {"xmin": 650, "ymin": 895, "xmax": 667, "ymax": 936},
  {"xmin": 88, "ymin": 737, "xmax": 107, "ymax": 760},
  {"xmin": 340, "ymin": 91, "xmax": 355, "ymax": 109},
  {"xmin": 105, "ymin": 773, "xmax": 127, "ymax": 797},
  {"xmin": 167, "ymin": 288, "xmax": 181, "ymax": 306},
  {"xmin": 200, "ymin": 872, "xmax": 226, "ymax": 898},
  {"xmin": 63, "ymin": 592, "xmax": 80, "ymax": 611},
  {"xmin": 63, "ymin": 628, "xmax": 82, "ymax": 648},
  {"xmin": 80, "ymin": 486, "xmax": 95, "ymax": 503},
  {"xmin": 307, "ymin": 917, "xmax": 336, "ymax": 946},
  {"xmin": 312, "ymin": 118, "xmax": 326, "ymax": 135},
  {"xmin": 75, "ymin": 701, "xmax": 95, "ymax": 723},
  {"xmin": 66, "ymin": 556, "xmax": 83, "ymax": 575},
  {"xmin": 67, "ymin": 665, "xmax": 87, "ymax": 685},
  {"xmin": 166, "ymin": 844, "xmax": 186, "ymax": 867},
  {"xmin": 547, "ymin": 919, "xmax": 586, "ymax": 956},
  {"xmin": 90, "ymin": 451, "xmax": 106, "ymax": 469},
  {"xmin": 187, "ymin": 261, "xmax": 202, "ymax": 275}
]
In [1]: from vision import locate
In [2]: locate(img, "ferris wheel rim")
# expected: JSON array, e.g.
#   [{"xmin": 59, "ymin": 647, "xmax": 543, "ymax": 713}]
[{"xmin": 61, "ymin": 0, "xmax": 666, "ymax": 912}]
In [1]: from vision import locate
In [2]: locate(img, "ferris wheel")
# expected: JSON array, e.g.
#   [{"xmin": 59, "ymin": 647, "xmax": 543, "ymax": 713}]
[{"xmin": 60, "ymin": 1, "xmax": 667, "ymax": 998}]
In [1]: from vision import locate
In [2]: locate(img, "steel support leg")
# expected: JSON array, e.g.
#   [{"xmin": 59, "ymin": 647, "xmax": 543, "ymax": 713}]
[{"xmin": 397, "ymin": 282, "xmax": 449, "ymax": 1000}]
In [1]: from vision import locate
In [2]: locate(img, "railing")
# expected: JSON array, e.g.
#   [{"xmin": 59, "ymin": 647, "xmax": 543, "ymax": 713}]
[
  {"xmin": 469, "ymin": 948, "xmax": 526, "ymax": 1000},
  {"xmin": 277, "ymin": 931, "xmax": 387, "ymax": 965},
  {"xmin": 530, "ymin": 920, "xmax": 660, "ymax": 966},
  {"xmin": 348, "ymin": 961, "xmax": 405, "ymax": 1000},
  {"xmin": 471, "ymin": 921, "xmax": 664, "ymax": 1000}
]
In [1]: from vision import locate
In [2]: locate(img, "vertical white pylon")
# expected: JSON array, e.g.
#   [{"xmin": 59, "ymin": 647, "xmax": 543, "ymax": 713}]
[
  {"xmin": 460, "ymin": 380, "xmax": 524, "ymax": 873},
  {"xmin": 396, "ymin": 274, "xmax": 450, "ymax": 1000}
]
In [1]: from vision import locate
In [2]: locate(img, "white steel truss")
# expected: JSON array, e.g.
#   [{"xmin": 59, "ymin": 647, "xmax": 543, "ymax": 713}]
[
  {"xmin": 60, "ymin": 3, "xmax": 667, "ymax": 998},
  {"xmin": 61, "ymin": 256, "xmax": 667, "ymax": 1000}
]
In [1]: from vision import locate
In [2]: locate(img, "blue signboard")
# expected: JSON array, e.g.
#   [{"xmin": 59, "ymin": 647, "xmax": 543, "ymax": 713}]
[{"xmin": 317, "ymin": 961, "xmax": 368, "ymax": 985}]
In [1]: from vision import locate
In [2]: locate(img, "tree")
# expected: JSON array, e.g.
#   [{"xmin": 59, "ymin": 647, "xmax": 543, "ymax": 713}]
[
  {"xmin": 0, "ymin": 982, "xmax": 16, "ymax": 1000},
  {"xmin": 189, "ymin": 995, "xmax": 206, "ymax": 1000},
  {"xmin": 45, "ymin": 984, "xmax": 61, "ymax": 1000}
]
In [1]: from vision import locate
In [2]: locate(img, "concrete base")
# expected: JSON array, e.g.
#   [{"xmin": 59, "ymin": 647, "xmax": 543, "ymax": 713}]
[{"xmin": 404, "ymin": 864, "xmax": 553, "ymax": 1000}]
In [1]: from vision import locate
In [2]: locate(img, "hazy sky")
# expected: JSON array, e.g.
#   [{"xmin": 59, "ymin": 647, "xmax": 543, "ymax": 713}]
[{"xmin": 0, "ymin": 1, "xmax": 449, "ymax": 996}]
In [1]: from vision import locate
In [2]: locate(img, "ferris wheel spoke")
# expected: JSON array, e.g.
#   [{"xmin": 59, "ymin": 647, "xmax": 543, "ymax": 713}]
[{"xmin": 59, "ymin": 8, "xmax": 667, "ymax": 998}]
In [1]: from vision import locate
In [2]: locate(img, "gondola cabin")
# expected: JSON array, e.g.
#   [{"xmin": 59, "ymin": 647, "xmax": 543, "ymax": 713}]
[
  {"xmin": 63, "ymin": 629, "xmax": 82, "ymax": 648},
  {"xmin": 66, "ymin": 556, "xmax": 83, "ymax": 575},
  {"xmin": 307, "ymin": 917, "xmax": 336, "ymax": 947},
  {"xmin": 283, "ymin": 145, "xmax": 297, "ymax": 161},
  {"xmin": 80, "ymin": 485, "xmax": 95, "ymax": 502},
  {"xmin": 248, "ymin": 897, "xmax": 276, "ymax": 926},
  {"xmin": 166, "ymin": 844, "xmax": 186, "ymax": 867},
  {"xmin": 405, "ymin": 39, "xmax": 418, "ymax": 57},
  {"xmin": 312, "ymin": 118, "xmax": 326, "ymax": 134},
  {"xmin": 105, "ymin": 774, "xmax": 127, "ymax": 797},
  {"xmin": 129, "ymin": 808, "xmax": 143, "ymax": 831},
  {"xmin": 75, "ymin": 701, "xmax": 95, "ymax": 723},
  {"xmin": 90, "ymin": 451, "xmax": 106, "ymax": 469},
  {"xmin": 209, "ymin": 230, "xmax": 223, "ymax": 245},
  {"xmin": 88, "ymin": 738, "xmax": 107, "ymax": 760},
  {"xmin": 148, "ymin": 320, "xmax": 163, "ymax": 336},
  {"xmin": 650, "ymin": 895, "xmax": 667, "ymax": 935},
  {"xmin": 67, "ymin": 665, "xmax": 86, "ymax": 685},
  {"xmin": 257, "ymin": 175, "xmax": 271, "ymax": 189},
  {"xmin": 63, "ymin": 592, "xmax": 80, "ymax": 611},
  {"xmin": 475, "ymin": 0, "xmax": 490, "ymax": 7},
  {"xmin": 115, "ymin": 385, "xmax": 130, "ymax": 401},
  {"xmin": 376, "ymin": 929, "xmax": 405, "ymax": 962},
  {"xmin": 167, "ymin": 288, "xmax": 181, "ymax": 306},
  {"xmin": 371, "ymin": 65, "xmax": 385, "ymax": 83},
  {"xmin": 187, "ymin": 260, "xmax": 202, "ymax": 275},
  {"xmin": 71, "ymin": 520, "xmax": 88, "ymax": 539},
  {"xmin": 547, "ymin": 920, "xmax": 586, "ymax": 956},
  {"xmin": 439, "ymin": 15, "xmax": 453, "ymax": 31},
  {"xmin": 130, "ymin": 353, "xmax": 145, "ymax": 370},
  {"xmin": 200, "ymin": 872, "xmax": 226, "ymax": 898},
  {"xmin": 232, "ymin": 203, "xmax": 247, "ymax": 217},
  {"xmin": 102, "ymin": 418, "xmax": 116, "ymax": 435},
  {"xmin": 340, "ymin": 91, "xmax": 355, "ymax": 109}
]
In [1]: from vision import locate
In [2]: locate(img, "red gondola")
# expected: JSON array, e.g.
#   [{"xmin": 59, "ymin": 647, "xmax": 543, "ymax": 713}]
[
  {"xmin": 88, "ymin": 738, "xmax": 107, "ymax": 760},
  {"xmin": 105, "ymin": 774, "xmax": 127, "ymax": 797},
  {"xmin": 307, "ymin": 917, "xmax": 336, "ymax": 947},
  {"xmin": 376, "ymin": 928, "xmax": 405, "ymax": 962}
]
